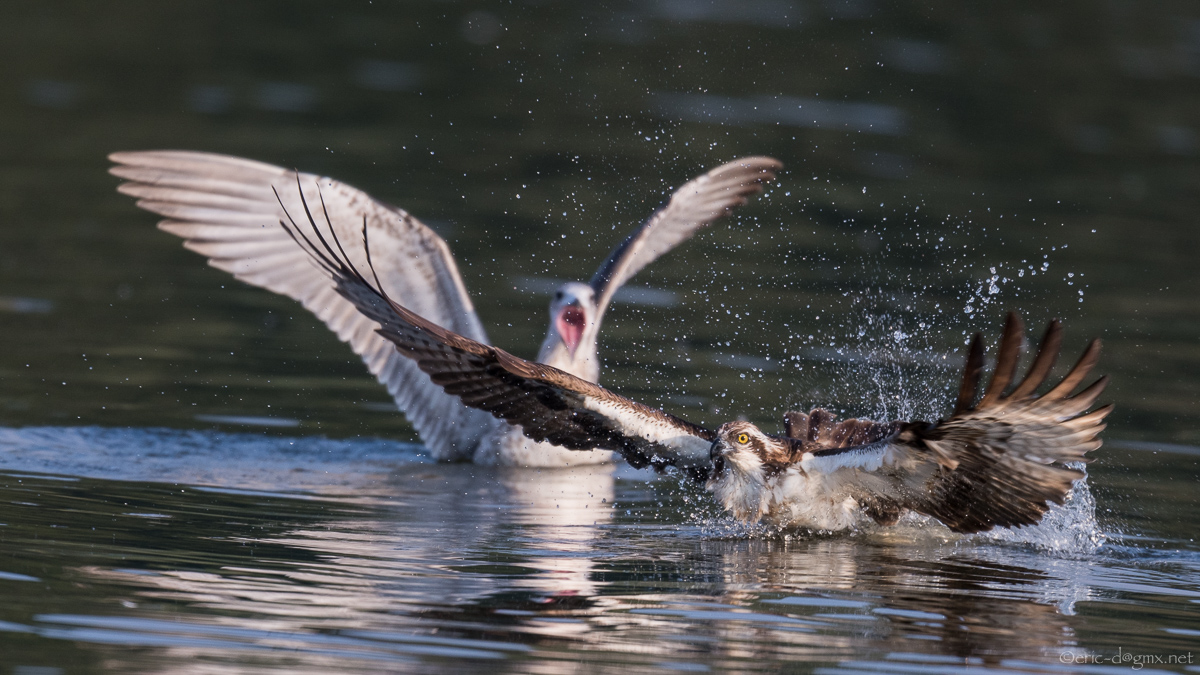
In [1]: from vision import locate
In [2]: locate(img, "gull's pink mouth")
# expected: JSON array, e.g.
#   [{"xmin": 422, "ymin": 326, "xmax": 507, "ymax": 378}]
[{"xmin": 556, "ymin": 304, "xmax": 586, "ymax": 355}]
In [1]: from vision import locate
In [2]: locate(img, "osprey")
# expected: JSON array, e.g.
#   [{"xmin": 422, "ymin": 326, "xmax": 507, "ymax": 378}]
[
  {"xmin": 286, "ymin": 202, "xmax": 1111, "ymax": 534},
  {"xmin": 109, "ymin": 151, "xmax": 780, "ymax": 466}
]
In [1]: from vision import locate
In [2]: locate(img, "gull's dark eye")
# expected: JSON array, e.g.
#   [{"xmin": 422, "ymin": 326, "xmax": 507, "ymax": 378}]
[{"xmin": 736, "ymin": 433, "xmax": 750, "ymax": 444}]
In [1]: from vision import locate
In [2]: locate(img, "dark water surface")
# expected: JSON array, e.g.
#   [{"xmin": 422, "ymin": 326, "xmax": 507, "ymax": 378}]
[{"xmin": 1, "ymin": 2, "xmax": 1198, "ymax": 673}]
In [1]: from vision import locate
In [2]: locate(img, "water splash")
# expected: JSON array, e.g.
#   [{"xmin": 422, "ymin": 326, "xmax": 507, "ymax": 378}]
[
  {"xmin": 686, "ymin": 466, "xmax": 1105, "ymax": 555},
  {"xmin": 975, "ymin": 467, "xmax": 1106, "ymax": 556}
]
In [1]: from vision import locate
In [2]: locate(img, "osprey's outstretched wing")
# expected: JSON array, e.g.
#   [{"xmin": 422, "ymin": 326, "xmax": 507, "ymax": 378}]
[
  {"xmin": 589, "ymin": 157, "xmax": 782, "ymax": 320},
  {"xmin": 109, "ymin": 151, "xmax": 494, "ymax": 460},
  {"xmin": 784, "ymin": 313, "xmax": 1110, "ymax": 533},
  {"xmin": 281, "ymin": 193, "xmax": 715, "ymax": 477}
]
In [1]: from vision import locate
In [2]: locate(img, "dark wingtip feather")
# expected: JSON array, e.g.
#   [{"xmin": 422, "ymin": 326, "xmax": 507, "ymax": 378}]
[
  {"xmin": 954, "ymin": 334, "xmax": 985, "ymax": 415},
  {"xmin": 1046, "ymin": 338, "xmax": 1102, "ymax": 399},
  {"xmin": 1009, "ymin": 319, "xmax": 1062, "ymax": 399},
  {"xmin": 1068, "ymin": 374, "xmax": 1110, "ymax": 411},
  {"xmin": 979, "ymin": 311, "xmax": 1025, "ymax": 408},
  {"xmin": 915, "ymin": 314, "xmax": 1109, "ymax": 534}
]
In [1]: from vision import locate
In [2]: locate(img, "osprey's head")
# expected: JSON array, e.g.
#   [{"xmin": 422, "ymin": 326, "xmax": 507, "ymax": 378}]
[{"xmin": 706, "ymin": 421, "xmax": 791, "ymax": 522}]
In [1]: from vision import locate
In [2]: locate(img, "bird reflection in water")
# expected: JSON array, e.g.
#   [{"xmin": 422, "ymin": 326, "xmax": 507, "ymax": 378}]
[
  {"xmin": 696, "ymin": 537, "xmax": 1082, "ymax": 666},
  {"xmin": 77, "ymin": 463, "xmax": 617, "ymax": 640},
  {"xmin": 65, "ymin": 463, "xmax": 1104, "ymax": 670}
]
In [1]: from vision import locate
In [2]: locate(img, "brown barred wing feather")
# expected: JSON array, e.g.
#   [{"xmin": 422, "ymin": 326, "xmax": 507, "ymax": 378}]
[
  {"xmin": 909, "ymin": 313, "xmax": 1109, "ymax": 532},
  {"xmin": 785, "ymin": 312, "xmax": 1110, "ymax": 534}
]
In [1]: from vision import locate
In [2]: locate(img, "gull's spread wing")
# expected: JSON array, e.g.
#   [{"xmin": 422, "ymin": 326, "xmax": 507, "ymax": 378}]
[
  {"xmin": 281, "ymin": 191, "xmax": 716, "ymax": 476},
  {"xmin": 109, "ymin": 150, "xmax": 493, "ymax": 460},
  {"xmin": 785, "ymin": 312, "xmax": 1110, "ymax": 533},
  {"xmin": 589, "ymin": 157, "xmax": 782, "ymax": 320}
]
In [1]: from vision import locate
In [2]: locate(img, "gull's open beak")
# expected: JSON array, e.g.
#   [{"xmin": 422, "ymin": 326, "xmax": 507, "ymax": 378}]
[{"xmin": 556, "ymin": 300, "xmax": 586, "ymax": 356}]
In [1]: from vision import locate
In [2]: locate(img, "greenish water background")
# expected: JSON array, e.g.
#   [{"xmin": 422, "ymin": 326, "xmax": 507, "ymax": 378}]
[{"xmin": 0, "ymin": 2, "xmax": 1197, "ymax": 673}]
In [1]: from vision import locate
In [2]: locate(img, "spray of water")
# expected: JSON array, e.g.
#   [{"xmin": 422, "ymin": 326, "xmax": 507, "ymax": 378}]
[{"xmin": 974, "ymin": 465, "xmax": 1106, "ymax": 556}]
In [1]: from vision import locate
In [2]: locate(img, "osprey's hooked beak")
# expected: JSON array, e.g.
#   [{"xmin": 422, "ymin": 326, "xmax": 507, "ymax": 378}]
[
  {"xmin": 555, "ymin": 300, "xmax": 586, "ymax": 356},
  {"xmin": 708, "ymin": 439, "xmax": 726, "ymax": 479}
]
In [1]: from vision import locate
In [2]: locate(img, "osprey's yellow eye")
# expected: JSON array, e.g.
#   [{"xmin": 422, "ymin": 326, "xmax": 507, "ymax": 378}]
[{"xmin": 736, "ymin": 433, "xmax": 750, "ymax": 444}]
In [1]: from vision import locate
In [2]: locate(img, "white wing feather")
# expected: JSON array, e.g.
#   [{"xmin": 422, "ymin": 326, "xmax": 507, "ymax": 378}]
[
  {"xmin": 589, "ymin": 157, "xmax": 781, "ymax": 320},
  {"xmin": 109, "ymin": 150, "xmax": 495, "ymax": 460}
]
